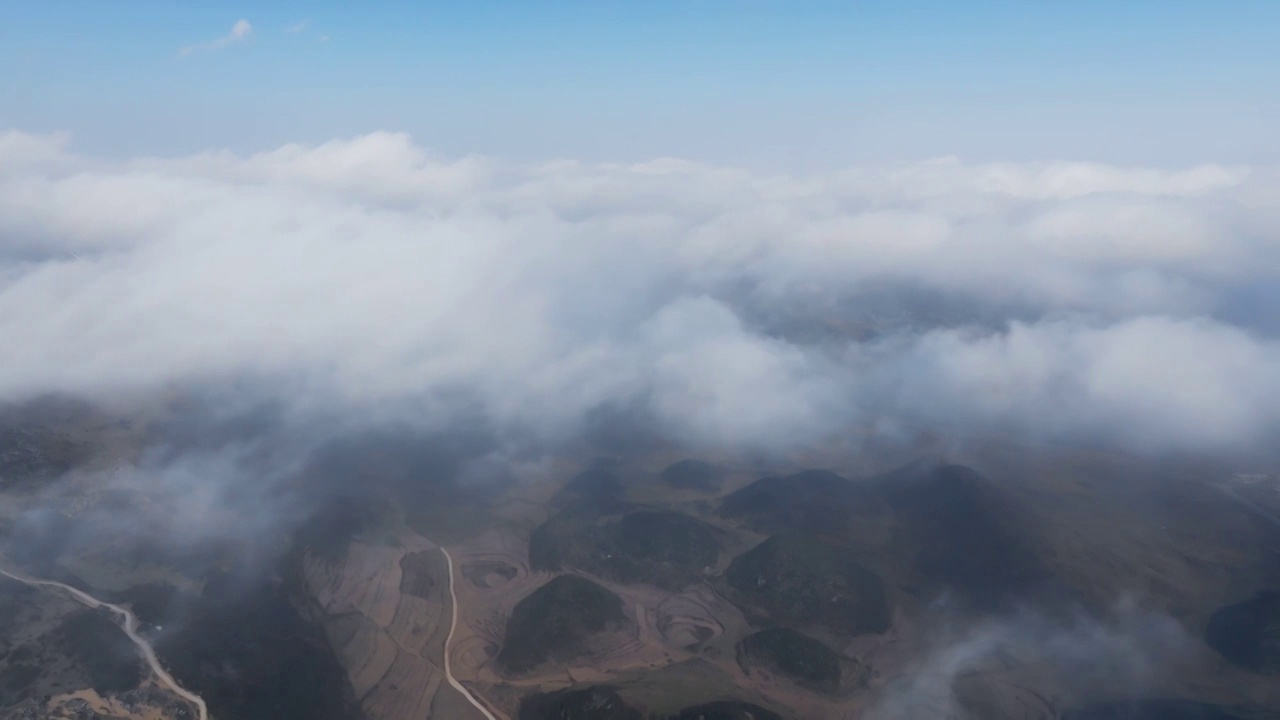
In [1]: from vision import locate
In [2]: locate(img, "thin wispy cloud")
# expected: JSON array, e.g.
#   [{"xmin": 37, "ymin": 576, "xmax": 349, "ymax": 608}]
[
  {"xmin": 178, "ymin": 19, "xmax": 252, "ymax": 57},
  {"xmin": 286, "ymin": 19, "xmax": 327, "ymax": 44}
]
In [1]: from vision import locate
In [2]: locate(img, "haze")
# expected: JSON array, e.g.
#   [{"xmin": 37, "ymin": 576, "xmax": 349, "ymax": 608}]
[{"xmin": 1, "ymin": 3, "xmax": 1279, "ymax": 720}]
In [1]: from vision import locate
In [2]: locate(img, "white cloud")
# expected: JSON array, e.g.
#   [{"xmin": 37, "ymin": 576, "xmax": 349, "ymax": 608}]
[
  {"xmin": 886, "ymin": 318, "xmax": 1280, "ymax": 451},
  {"xmin": 179, "ymin": 19, "xmax": 253, "ymax": 57},
  {"xmin": 0, "ymin": 130, "xmax": 1277, "ymax": 454},
  {"xmin": 285, "ymin": 19, "xmax": 309, "ymax": 34},
  {"xmin": 0, "ymin": 130, "xmax": 73, "ymax": 172}
]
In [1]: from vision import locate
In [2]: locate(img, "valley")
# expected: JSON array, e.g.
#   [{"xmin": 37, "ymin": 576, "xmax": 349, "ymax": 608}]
[{"xmin": 2, "ymin": 402, "xmax": 1279, "ymax": 719}]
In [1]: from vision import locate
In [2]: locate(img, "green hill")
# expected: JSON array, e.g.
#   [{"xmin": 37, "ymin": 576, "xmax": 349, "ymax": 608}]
[
  {"xmin": 530, "ymin": 510, "xmax": 720, "ymax": 590},
  {"xmin": 660, "ymin": 460, "xmax": 722, "ymax": 492},
  {"xmin": 719, "ymin": 470, "xmax": 890, "ymax": 545},
  {"xmin": 722, "ymin": 533, "xmax": 890, "ymax": 637},
  {"xmin": 736, "ymin": 627, "xmax": 864, "ymax": 694},
  {"xmin": 497, "ymin": 575, "xmax": 632, "ymax": 675},
  {"xmin": 1205, "ymin": 591, "xmax": 1280, "ymax": 673}
]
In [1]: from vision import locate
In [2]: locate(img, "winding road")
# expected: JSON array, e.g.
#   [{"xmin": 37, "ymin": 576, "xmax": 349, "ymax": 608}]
[
  {"xmin": 440, "ymin": 546, "xmax": 500, "ymax": 720},
  {"xmin": 0, "ymin": 565, "xmax": 209, "ymax": 720},
  {"xmin": 1, "ymin": 546, "xmax": 496, "ymax": 720}
]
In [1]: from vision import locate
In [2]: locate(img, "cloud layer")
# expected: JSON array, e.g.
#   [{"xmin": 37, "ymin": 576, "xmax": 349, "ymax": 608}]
[{"xmin": 1, "ymin": 130, "xmax": 1277, "ymax": 455}]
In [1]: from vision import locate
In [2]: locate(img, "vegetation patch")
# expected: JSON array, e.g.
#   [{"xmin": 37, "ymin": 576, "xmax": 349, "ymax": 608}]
[
  {"xmin": 552, "ymin": 468, "xmax": 629, "ymax": 513},
  {"xmin": 53, "ymin": 608, "xmax": 143, "ymax": 693},
  {"xmin": 736, "ymin": 627, "xmax": 862, "ymax": 694},
  {"xmin": 660, "ymin": 460, "xmax": 722, "ymax": 492},
  {"xmin": 1205, "ymin": 591, "xmax": 1280, "ymax": 673},
  {"xmin": 157, "ymin": 569, "xmax": 363, "ymax": 720},
  {"xmin": 530, "ymin": 510, "xmax": 720, "ymax": 590},
  {"xmin": 875, "ymin": 463, "xmax": 1047, "ymax": 610},
  {"xmin": 518, "ymin": 685, "xmax": 642, "ymax": 720},
  {"xmin": 1063, "ymin": 700, "xmax": 1249, "ymax": 720},
  {"xmin": 112, "ymin": 582, "xmax": 185, "ymax": 626},
  {"xmin": 296, "ymin": 494, "xmax": 389, "ymax": 563},
  {"xmin": 722, "ymin": 533, "xmax": 890, "ymax": 637},
  {"xmin": 670, "ymin": 701, "xmax": 787, "ymax": 720},
  {"xmin": 0, "ymin": 425, "xmax": 91, "ymax": 489},
  {"xmin": 497, "ymin": 575, "xmax": 631, "ymax": 676},
  {"xmin": 398, "ymin": 550, "xmax": 438, "ymax": 599},
  {"xmin": 719, "ymin": 470, "xmax": 890, "ymax": 542}
]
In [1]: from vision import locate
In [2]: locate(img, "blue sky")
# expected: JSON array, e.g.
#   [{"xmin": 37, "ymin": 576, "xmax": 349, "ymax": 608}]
[{"xmin": 2, "ymin": 1, "xmax": 1278, "ymax": 166}]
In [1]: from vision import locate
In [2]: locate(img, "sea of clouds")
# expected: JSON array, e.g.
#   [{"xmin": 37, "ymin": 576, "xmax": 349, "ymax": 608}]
[{"xmin": 2, "ymin": 129, "xmax": 1277, "ymax": 456}]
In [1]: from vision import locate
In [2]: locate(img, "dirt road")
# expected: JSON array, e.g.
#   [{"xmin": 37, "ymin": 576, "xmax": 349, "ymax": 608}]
[
  {"xmin": 440, "ymin": 546, "xmax": 501, "ymax": 720},
  {"xmin": 0, "ymin": 565, "xmax": 209, "ymax": 720}
]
